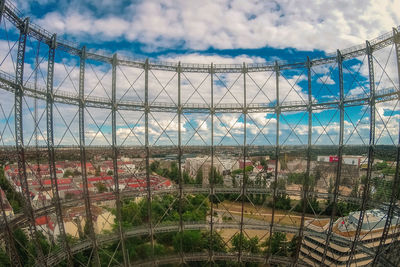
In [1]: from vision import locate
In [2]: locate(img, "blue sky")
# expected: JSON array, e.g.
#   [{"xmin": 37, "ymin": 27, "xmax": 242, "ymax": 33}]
[
  {"xmin": 14, "ymin": 0, "xmax": 400, "ymax": 58},
  {"xmin": 0, "ymin": 0, "xmax": 400, "ymax": 147}
]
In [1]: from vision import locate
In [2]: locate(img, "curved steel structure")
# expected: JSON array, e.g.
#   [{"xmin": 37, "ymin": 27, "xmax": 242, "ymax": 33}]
[{"xmin": 0, "ymin": 0, "xmax": 400, "ymax": 266}]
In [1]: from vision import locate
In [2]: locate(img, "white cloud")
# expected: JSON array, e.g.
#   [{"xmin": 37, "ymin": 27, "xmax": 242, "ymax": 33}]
[
  {"xmin": 317, "ymin": 75, "xmax": 335, "ymax": 85},
  {"xmin": 27, "ymin": 0, "xmax": 400, "ymax": 53}
]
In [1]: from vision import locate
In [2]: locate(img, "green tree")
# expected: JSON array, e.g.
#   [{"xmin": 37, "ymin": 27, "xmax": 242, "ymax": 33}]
[
  {"xmin": 371, "ymin": 177, "xmax": 392, "ymax": 202},
  {"xmin": 0, "ymin": 167, "xmax": 24, "ymax": 213},
  {"xmin": 136, "ymin": 243, "xmax": 166, "ymax": 259},
  {"xmin": 0, "ymin": 248, "xmax": 10, "ymax": 266},
  {"xmin": 183, "ymin": 170, "xmax": 193, "ymax": 184},
  {"xmin": 120, "ymin": 201, "xmax": 143, "ymax": 227},
  {"xmin": 63, "ymin": 169, "xmax": 73, "ymax": 178},
  {"xmin": 294, "ymin": 197, "xmax": 321, "ymax": 214},
  {"xmin": 328, "ymin": 177, "xmax": 334, "ymax": 202},
  {"xmin": 231, "ymin": 233, "xmax": 260, "ymax": 253},
  {"xmin": 245, "ymin": 165, "xmax": 254, "ymax": 173},
  {"xmin": 264, "ymin": 232, "xmax": 287, "ymax": 256},
  {"xmin": 209, "ymin": 167, "xmax": 225, "ymax": 204},
  {"xmin": 232, "ymin": 176, "xmax": 237, "ymax": 187},
  {"xmin": 324, "ymin": 201, "xmax": 360, "ymax": 217},
  {"xmin": 351, "ymin": 179, "xmax": 360, "ymax": 198},
  {"xmin": 382, "ymin": 166, "xmax": 396, "ymax": 176},
  {"xmin": 203, "ymin": 231, "xmax": 226, "ymax": 252},
  {"xmin": 173, "ymin": 231, "xmax": 204, "ymax": 253},
  {"xmin": 150, "ymin": 161, "xmax": 160, "ymax": 173},
  {"xmin": 155, "ymin": 232, "xmax": 175, "ymax": 246},
  {"xmin": 269, "ymin": 193, "xmax": 291, "ymax": 210},
  {"xmin": 95, "ymin": 182, "xmax": 107, "ymax": 193},
  {"xmin": 209, "ymin": 167, "xmax": 223, "ymax": 185},
  {"xmin": 260, "ymin": 157, "xmax": 267, "ymax": 169},
  {"xmin": 13, "ymin": 228, "xmax": 29, "ymax": 264},
  {"xmin": 169, "ymin": 162, "xmax": 179, "ymax": 183},
  {"xmin": 195, "ymin": 168, "xmax": 203, "ymax": 185},
  {"xmin": 375, "ymin": 161, "xmax": 388, "ymax": 170},
  {"xmin": 12, "ymin": 228, "xmax": 52, "ymax": 266},
  {"xmin": 288, "ymin": 235, "xmax": 299, "ymax": 256}
]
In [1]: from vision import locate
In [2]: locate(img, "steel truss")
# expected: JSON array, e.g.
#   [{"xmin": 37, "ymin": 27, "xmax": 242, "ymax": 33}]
[
  {"xmin": 14, "ymin": 15, "xmax": 47, "ymax": 267},
  {"xmin": 0, "ymin": 0, "xmax": 399, "ymax": 266},
  {"xmin": 372, "ymin": 27, "xmax": 400, "ymax": 267},
  {"xmin": 346, "ymin": 40, "xmax": 376, "ymax": 266},
  {"xmin": 131, "ymin": 253, "xmax": 308, "ymax": 267},
  {"xmin": 46, "ymin": 33, "xmax": 73, "ymax": 265},
  {"xmin": 78, "ymin": 46, "xmax": 100, "ymax": 266},
  {"xmin": 112, "ymin": 53, "xmax": 129, "ymax": 267},
  {"xmin": 45, "ymin": 220, "xmax": 397, "ymax": 266},
  {"xmin": 0, "ymin": 1, "xmax": 20, "ymax": 266},
  {"xmin": 1, "ymin": 187, "xmax": 398, "ymax": 230}
]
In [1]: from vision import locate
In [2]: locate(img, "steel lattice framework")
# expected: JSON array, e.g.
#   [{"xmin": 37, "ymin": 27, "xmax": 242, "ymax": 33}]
[{"xmin": 0, "ymin": 0, "xmax": 400, "ymax": 266}]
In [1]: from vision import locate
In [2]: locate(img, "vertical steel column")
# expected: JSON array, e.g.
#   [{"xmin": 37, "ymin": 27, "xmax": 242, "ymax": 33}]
[
  {"xmin": 293, "ymin": 58, "xmax": 312, "ymax": 264},
  {"xmin": 34, "ymin": 41, "xmax": 40, "ymax": 161},
  {"xmin": 78, "ymin": 46, "xmax": 100, "ymax": 266},
  {"xmin": 111, "ymin": 54, "xmax": 129, "ymax": 267},
  {"xmin": 0, "ymin": 5, "xmax": 19, "ymax": 265},
  {"xmin": 0, "ymin": 0, "xmax": 5, "ymax": 23},
  {"xmin": 0, "ymin": 187, "xmax": 21, "ymax": 266},
  {"xmin": 144, "ymin": 59, "xmax": 154, "ymax": 257},
  {"xmin": 372, "ymin": 28, "xmax": 400, "ymax": 266},
  {"xmin": 267, "ymin": 61, "xmax": 280, "ymax": 263},
  {"xmin": 46, "ymin": 33, "xmax": 73, "ymax": 265},
  {"xmin": 14, "ymin": 17, "xmax": 47, "ymax": 267},
  {"xmin": 321, "ymin": 49, "xmax": 345, "ymax": 265},
  {"xmin": 238, "ymin": 62, "xmax": 247, "ymax": 263},
  {"xmin": 177, "ymin": 62, "xmax": 184, "ymax": 264},
  {"xmin": 209, "ymin": 63, "xmax": 215, "ymax": 263},
  {"xmin": 35, "ymin": 39, "xmax": 53, "ymax": 245},
  {"xmin": 347, "ymin": 41, "xmax": 376, "ymax": 266}
]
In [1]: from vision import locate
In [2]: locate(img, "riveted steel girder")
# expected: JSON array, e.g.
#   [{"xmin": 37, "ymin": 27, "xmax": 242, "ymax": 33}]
[{"xmin": 78, "ymin": 46, "xmax": 100, "ymax": 266}]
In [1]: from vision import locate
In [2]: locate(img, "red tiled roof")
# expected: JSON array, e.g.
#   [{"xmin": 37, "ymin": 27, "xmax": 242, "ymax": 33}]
[
  {"xmin": 35, "ymin": 216, "xmax": 50, "ymax": 225},
  {"xmin": 35, "ymin": 216, "xmax": 55, "ymax": 231},
  {"xmin": 58, "ymin": 185, "xmax": 73, "ymax": 191},
  {"xmin": 88, "ymin": 176, "xmax": 113, "ymax": 182}
]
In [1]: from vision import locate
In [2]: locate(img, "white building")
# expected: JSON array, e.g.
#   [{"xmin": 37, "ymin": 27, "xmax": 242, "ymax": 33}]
[
  {"xmin": 184, "ymin": 156, "xmax": 239, "ymax": 184},
  {"xmin": 317, "ymin": 155, "xmax": 367, "ymax": 167}
]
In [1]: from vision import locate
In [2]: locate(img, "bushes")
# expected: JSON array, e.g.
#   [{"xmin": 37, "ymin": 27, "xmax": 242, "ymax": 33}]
[
  {"xmin": 117, "ymin": 194, "xmax": 209, "ymax": 228},
  {"xmin": 262, "ymin": 232, "xmax": 299, "ymax": 257},
  {"xmin": 0, "ymin": 167, "xmax": 24, "ymax": 213},
  {"xmin": 268, "ymin": 193, "xmax": 291, "ymax": 210},
  {"xmin": 231, "ymin": 233, "xmax": 260, "ymax": 253},
  {"xmin": 173, "ymin": 231, "xmax": 204, "ymax": 253},
  {"xmin": 323, "ymin": 201, "xmax": 360, "ymax": 217},
  {"xmin": 294, "ymin": 197, "xmax": 321, "ymax": 214}
]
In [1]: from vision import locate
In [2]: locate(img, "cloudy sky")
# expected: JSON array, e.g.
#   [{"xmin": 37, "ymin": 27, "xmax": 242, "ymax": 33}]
[{"xmin": 0, "ymin": 0, "xmax": 400, "ymax": 147}]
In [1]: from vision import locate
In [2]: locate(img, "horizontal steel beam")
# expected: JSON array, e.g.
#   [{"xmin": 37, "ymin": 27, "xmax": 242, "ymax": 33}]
[
  {"xmin": 0, "ymin": 0, "xmax": 399, "ymax": 72},
  {"xmin": 0, "ymin": 72, "xmax": 398, "ymax": 113},
  {"xmin": 45, "ymin": 220, "xmax": 396, "ymax": 266},
  {"xmin": 131, "ymin": 252, "xmax": 308, "ymax": 267},
  {"xmin": 2, "ymin": 186, "xmax": 398, "ymax": 232}
]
